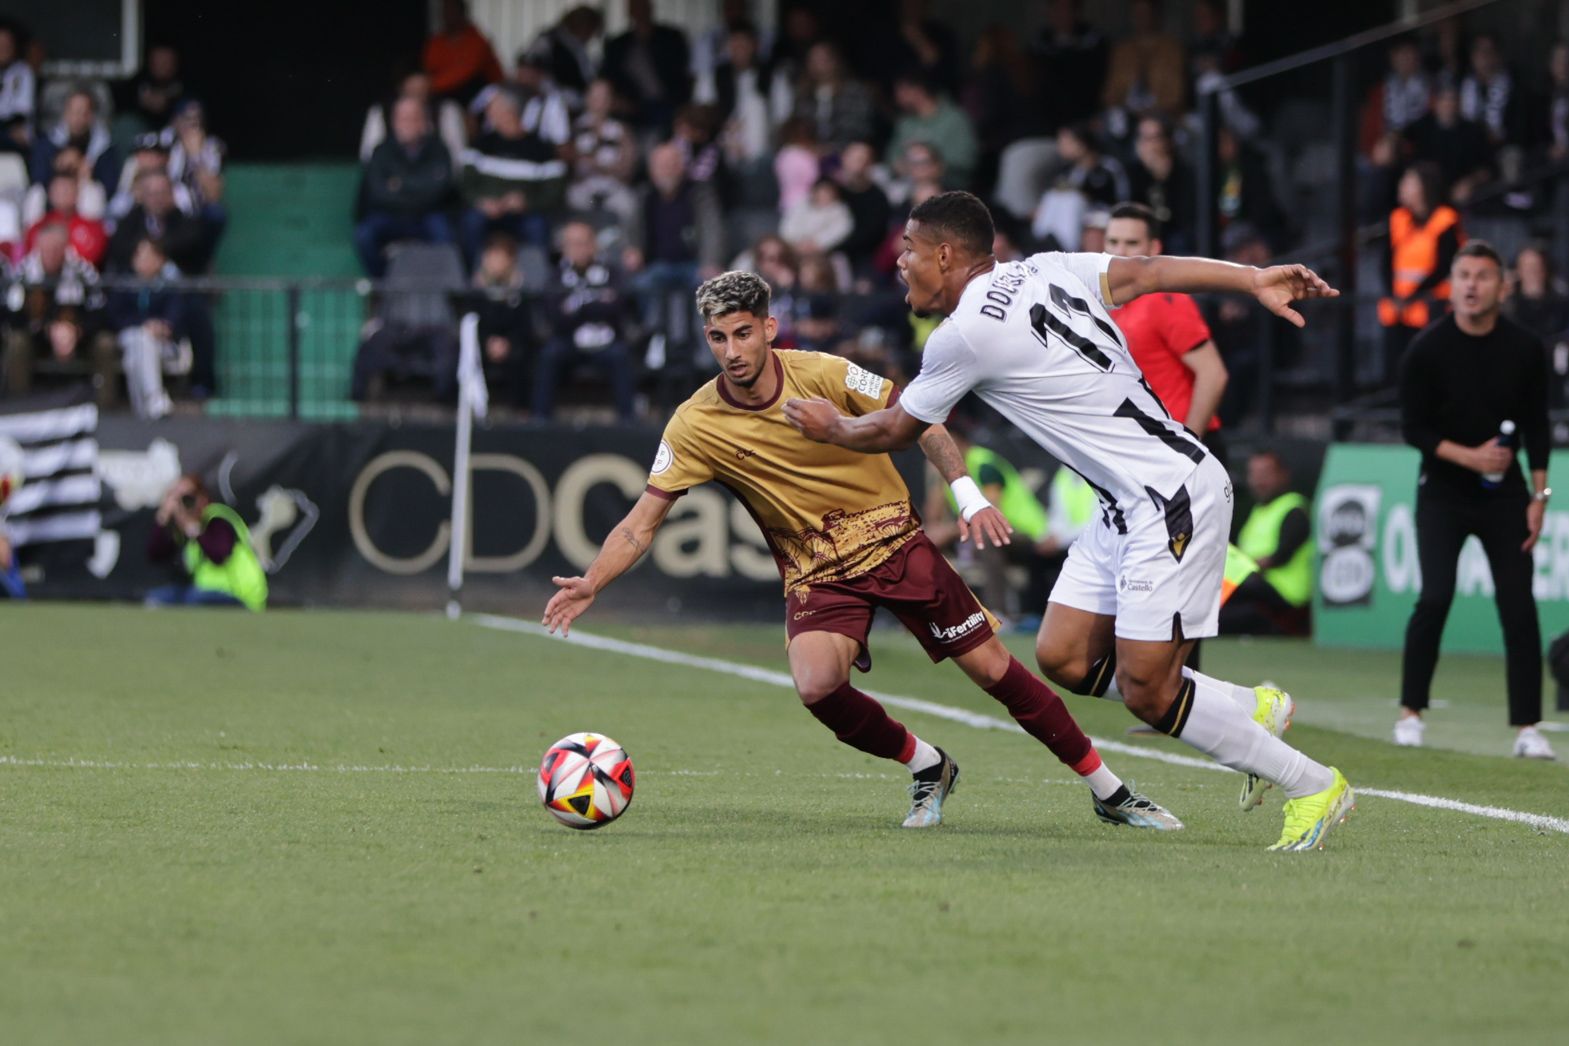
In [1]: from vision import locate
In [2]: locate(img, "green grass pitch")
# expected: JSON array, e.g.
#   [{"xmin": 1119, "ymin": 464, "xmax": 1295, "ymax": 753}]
[{"xmin": 3, "ymin": 603, "xmax": 1567, "ymax": 1044}]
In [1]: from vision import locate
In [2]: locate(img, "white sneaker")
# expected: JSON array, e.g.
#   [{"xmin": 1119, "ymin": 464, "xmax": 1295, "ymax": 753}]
[
  {"xmin": 1393, "ymin": 715, "xmax": 1425, "ymax": 747},
  {"xmin": 1513, "ymin": 726, "xmax": 1557, "ymax": 760}
]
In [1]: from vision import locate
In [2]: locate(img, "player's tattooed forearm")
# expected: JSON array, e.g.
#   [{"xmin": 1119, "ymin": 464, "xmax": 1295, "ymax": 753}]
[
  {"xmin": 919, "ymin": 427, "xmax": 968, "ymax": 482},
  {"xmin": 618, "ymin": 527, "xmax": 648, "ymax": 555}
]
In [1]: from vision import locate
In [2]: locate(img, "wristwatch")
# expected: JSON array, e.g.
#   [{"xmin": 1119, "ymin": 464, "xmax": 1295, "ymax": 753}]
[{"xmin": 1533, "ymin": 488, "xmax": 1553, "ymax": 503}]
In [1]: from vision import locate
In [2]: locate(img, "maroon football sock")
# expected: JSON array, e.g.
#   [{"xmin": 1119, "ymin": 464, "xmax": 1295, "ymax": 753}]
[
  {"xmin": 806, "ymin": 682, "xmax": 916, "ymax": 762},
  {"xmin": 985, "ymin": 657, "xmax": 1095, "ymax": 768}
]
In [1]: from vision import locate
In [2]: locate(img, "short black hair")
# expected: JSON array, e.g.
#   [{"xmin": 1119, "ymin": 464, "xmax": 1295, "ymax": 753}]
[
  {"xmin": 1455, "ymin": 240, "xmax": 1503, "ymax": 270},
  {"xmin": 1109, "ymin": 202, "xmax": 1161, "ymax": 241},
  {"xmin": 908, "ymin": 190, "xmax": 994, "ymax": 255}
]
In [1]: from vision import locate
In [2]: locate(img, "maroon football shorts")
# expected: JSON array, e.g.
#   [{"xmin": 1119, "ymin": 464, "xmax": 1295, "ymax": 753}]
[{"xmin": 784, "ymin": 532, "xmax": 999, "ymax": 667}]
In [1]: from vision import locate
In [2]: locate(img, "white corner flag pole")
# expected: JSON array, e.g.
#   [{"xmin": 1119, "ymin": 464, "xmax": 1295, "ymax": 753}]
[{"xmin": 447, "ymin": 313, "xmax": 488, "ymax": 620}]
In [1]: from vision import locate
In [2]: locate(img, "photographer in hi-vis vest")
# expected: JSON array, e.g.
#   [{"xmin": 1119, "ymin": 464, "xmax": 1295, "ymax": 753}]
[
  {"xmin": 1378, "ymin": 162, "xmax": 1463, "ymax": 386},
  {"xmin": 145, "ymin": 474, "xmax": 268, "ymax": 611}
]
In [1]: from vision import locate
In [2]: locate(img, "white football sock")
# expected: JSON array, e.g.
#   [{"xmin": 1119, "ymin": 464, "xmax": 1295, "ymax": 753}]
[
  {"xmin": 1183, "ymin": 666, "xmax": 1259, "ymax": 715},
  {"xmin": 1173, "ymin": 684, "xmax": 1334, "ymax": 799},
  {"xmin": 1082, "ymin": 762, "xmax": 1124, "ymax": 801},
  {"xmin": 904, "ymin": 737, "xmax": 941, "ymax": 774}
]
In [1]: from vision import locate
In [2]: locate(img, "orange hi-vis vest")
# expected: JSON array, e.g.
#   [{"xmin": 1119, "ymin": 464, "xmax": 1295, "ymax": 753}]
[{"xmin": 1378, "ymin": 205, "xmax": 1462, "ymax": 329}]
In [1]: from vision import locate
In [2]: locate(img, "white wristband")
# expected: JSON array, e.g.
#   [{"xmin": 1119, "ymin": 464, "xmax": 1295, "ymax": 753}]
[{"xmin": 950, "ymin": 476, "xmax": 990, "ymax": 522}]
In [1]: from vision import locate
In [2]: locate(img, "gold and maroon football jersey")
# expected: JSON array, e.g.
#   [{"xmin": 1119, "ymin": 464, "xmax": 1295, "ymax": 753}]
[{"xmin": 646, "ymin": 350, "xmax": 920, "ymax": 596}]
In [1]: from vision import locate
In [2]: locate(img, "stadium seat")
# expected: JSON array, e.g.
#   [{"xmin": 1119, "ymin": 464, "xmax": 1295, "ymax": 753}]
[{"xmin": 383, "ymin": 243, "xmax": 465, "ymax": 329}]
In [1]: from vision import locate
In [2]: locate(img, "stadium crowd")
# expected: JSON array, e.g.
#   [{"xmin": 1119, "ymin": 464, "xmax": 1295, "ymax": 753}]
[{"xmin": 0, "ymin": 2, "xmax": 1566, "ymax": 423}]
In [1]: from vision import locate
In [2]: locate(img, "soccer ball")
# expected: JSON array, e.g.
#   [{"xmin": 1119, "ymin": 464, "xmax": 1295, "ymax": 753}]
[
  {"xmin": 0, "ymin": 436, "xmax": 23, "ymax": 509},
  {"xmin": 537, "ymin": 732, "xmax": 635, "ymax": 829}
]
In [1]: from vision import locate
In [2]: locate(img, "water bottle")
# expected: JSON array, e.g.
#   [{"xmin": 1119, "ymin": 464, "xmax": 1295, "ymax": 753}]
[{"xmin": 1481, "ymin": 420, "xmax": 1516, "ymax": 489}]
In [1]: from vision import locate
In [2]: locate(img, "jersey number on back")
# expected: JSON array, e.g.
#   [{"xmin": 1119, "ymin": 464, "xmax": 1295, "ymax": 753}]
[{"xmin": 1027, "ymin": 284, "xmax": 1125, "ymax": 373}]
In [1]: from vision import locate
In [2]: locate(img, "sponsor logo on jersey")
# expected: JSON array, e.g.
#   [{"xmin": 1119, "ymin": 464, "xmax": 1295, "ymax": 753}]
[
  {"xmin": 844, "ymin": 363, "xmax": 885, "ymax": 399},
  {"xmin": 1169, "ymin": 530, "xmax": 1190, "ymax": 560},
  {"xmin": 651, "ymin": 440, "xmax": 673, "ymax": 475},
  {"xmin": 927, "ymin": 611, "xmax": 986, "ymax": 643},
  {"xmin": 1119, "ymin": 576, "xmax": 1154, "ymax": 594}
]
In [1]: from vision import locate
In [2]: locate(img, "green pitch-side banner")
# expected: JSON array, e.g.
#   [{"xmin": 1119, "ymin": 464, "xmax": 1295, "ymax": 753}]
[{"xmin": 1313, "ymin": 443, "xmax": 1569, "ymax": 653}]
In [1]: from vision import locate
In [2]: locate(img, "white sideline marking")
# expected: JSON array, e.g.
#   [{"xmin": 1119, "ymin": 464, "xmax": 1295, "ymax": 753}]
[{"xmin": 475, "ymin": 615, "xmax": 1569, "ymax": 837}]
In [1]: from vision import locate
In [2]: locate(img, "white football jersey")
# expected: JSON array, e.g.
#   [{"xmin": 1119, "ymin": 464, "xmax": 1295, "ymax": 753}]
[{"xmin": 899, "ymin": 252, "xmax": 1210, "ymax": 533}]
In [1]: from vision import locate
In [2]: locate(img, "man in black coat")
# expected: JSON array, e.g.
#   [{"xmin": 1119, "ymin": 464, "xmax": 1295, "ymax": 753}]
[
  {"xmin": 353, "ymin": 97, "xmax": 457, "ymax": 277},
  {"xmin": 105, "ymin": 170, "xmax": 207, "ymax": 275},
  {"xmin": 601, "ymin": 0, "xmax": 691, "ymax": 133}
]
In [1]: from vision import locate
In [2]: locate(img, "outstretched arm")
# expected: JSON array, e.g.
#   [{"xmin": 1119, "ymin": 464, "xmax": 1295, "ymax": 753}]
[
  {"xmin": 782, "ymin": 398, "xmax": 929, "ymax": 453},
  {"xmin": 918, "ymin": 424, "xmax": 1013, "ymax": 548},
  {"xmin": 542, "ymin": 490, "xmax": 675, "ymax": 636},
  {"xmin": 1105, "ymin": 256, "xmax": 1339, "ymax": 327}
]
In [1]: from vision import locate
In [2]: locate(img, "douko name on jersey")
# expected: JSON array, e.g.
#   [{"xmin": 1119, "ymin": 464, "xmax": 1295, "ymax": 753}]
[{"xmin": 844, "ymin": 363, "xmax": 886, "ymax": 399}]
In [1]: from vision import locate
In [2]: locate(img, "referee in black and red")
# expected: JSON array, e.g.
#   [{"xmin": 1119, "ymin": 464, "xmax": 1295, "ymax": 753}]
[{"xmin": 1397, "ymin": 241, "xmax": 1556, "ymax": 759}]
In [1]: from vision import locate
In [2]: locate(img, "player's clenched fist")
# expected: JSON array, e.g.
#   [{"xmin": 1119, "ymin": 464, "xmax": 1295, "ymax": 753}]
[{"xmin": 782, "ymin": 397, "xmax": 843, "ymax": 443}]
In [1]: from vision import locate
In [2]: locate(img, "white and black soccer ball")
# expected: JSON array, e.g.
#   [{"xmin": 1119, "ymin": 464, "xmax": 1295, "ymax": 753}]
[{"xmin": 537, "ymin": 732, "xmax": 635, "ymax": 829}]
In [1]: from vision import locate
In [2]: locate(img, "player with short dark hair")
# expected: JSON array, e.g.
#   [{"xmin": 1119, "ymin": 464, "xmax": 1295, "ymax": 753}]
[
  {"xmin": 544, "ymin": 269, "xmax": 1182, "ymax": 831},
  {"xmin": 784, "ymin": 191, "xmax": 1354, "ymax": 851}
]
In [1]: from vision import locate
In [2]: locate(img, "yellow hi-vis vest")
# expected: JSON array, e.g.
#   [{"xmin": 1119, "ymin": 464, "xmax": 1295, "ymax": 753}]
[
  {"xmin": 184, "ymin": 503, "xmax": 269, "ymax": 612},
  {"xmin": 946, "ymin": 446, "xmax": 1050, "ymax": 542},
  {"xmin": 1236, "ymin": 492, "xmax": 1312, "ymax": 607}
]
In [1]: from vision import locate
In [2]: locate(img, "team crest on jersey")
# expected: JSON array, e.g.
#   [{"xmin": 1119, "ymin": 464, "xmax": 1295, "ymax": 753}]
[
  {"xmin": 651, "ymin": 440, "xmax": 673, "ymax": 475},
  {"xmin": 844, "ymin": 363, "xmax": 885, "ymax": 399}
]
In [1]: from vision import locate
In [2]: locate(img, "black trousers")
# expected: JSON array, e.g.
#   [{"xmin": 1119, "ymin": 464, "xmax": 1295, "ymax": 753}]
[{"xmin": 1400, "ymin": 489, "xmax": 1542, "ymax": 725}]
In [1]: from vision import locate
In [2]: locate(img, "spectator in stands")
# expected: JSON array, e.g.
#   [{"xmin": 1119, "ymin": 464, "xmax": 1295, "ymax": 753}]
[
  {"xmin": 1215, "ymin": 125, "xmax": 1285, "ymax": 247},
  {"xmin": 1458, "ymin": 33, "xmax": 1518, "ymax": 147},
  {"xmin": 780, "ymin": 177, "xmax": 852, "ymax": 256},
  {"xmin": 360, "ymin": 71, "xmax": 467, "ymax": 172},
  {"xmin": 878, "ymin": 0, "xmax": 962, "ymax": 93},
  {"xmin": 21, "ymin": 145, "xmax": 108, "ymax": 227},
  {"xmin": 422, "ymin": 0, "xmax": 504, "ymax": 106},
  {"xmin": 1404, "ymin": 82, "xmax": 1494, "ymax": 204},
  {"xmin": 671, "ymin": 103, "xmax": 723, "ymax": 186},
  {"xmin": 624, "ymin": 141, "xmax": 722, "ymax": 337},
  {"xmin": 773, "ymin": 116, "xmax": 821, "ymax": 212},
  {"xmin": 106, "ymin": 170, "xmax": 207, "ymax": 275},
  {"xmin": 1508, "ymin": 243, "xmax": 1569, "ymax": 343},
  {"xmin": 459, "ymin": 87, "xmax": 568, "ymax": 261},
  {"xmin": 1030, "ymin": 121, "xmax": 1127, "ymax": 248},
  {"xmin": 700, "ymin": 20, "xmax": 790, "ymax": 184},
  {"xmin": 2, "ymin": 223, "xmax": 114, "ymax": 405},
  {"xmin": 23, "ymin": 173, "xmax": 107, "ymax": 269},
  {"xmin": 1101, "ymin": 0, "xmax": 1185, "ymax": 118},
  {"xmin": 690, "ymin": 0, "xmax": 760, "ymax": 86},
  {"xmin": 1127, "ymin": 114, "xmax": 1196, "ymax": 252},
  {"xmin": 566, "ymin": 78, "xmax": 638, "ymax": 223},
  {"xmin": 1361, "ymin": 36, "xmax": 1430, "ymax": 160},
  {"xmin": 119, "ymin": 44, "xmax": 184, "ymax": 132},
  {"xmin": 1032, "ymin": 0, "xmax": 1107, "ymax": 133},
  {"xmin": 886, "ymin": 74, "xmax": 977, "ymax": 189},
  {"xmin": 1425, "ymin": 16, "xmax": 1466, "ymax": 90},
  {"xmin": 567, "ymin": 79, "xmax": 640, "ymax": 225},
  {"xmin": 1379, "ymin": 162, "xmax": 1462, "ymax": 384},
  {"xmin": 769, "ymin": 5, "xmax": 822, "ymax": 88},
  {"xmin": 1079, "ymin": 207, "xmax": 1109, "ymax": 253},
  {"xmin": 965, "ymin": 24, "xmax": 1047, "ymax": 176},
  {"xmin": 602, "ymin": 0, "xmax": 692, "ymax": 134},
  {"xmin": 1188, "ymin": 0, "xmax": 1240, "ymax": 77},
  {"xmin": 733, "ymin": 233, "xmax": 800, "ymax": 345},
  {"xmin": 0, "ymin": 23, "xmax": 35, "ymax": 155},
  {"xmin": 106, "ymin": 134, "xmax": 192, "ymax": 227},
  {"xmin": 887, "ymin": 140, "xmax": 947, "ymax": 204},
  {"xmin": 165, "ymin": 100, "xmax": 227, "ymax": 263},
  {"xmin": 464, "ymin": 233, "xmax": 534, "ymax": 409},
  {"xmin": 105, "ymin": 237, "xmax": 187, "ymax": 419},
  {"xmin": 31, "ymin": 87, "xmax": 119, "ymax": 189},
  {"xmin": 835, "ymin": 141, "xmax": 891, "ymax": 275},
  {"xmin": 1537, "ymin": 39, "xmax": 1568, "ymax": 164},
  {"xmin": 532, "ymin": 5, "xmax": 604, "ymax": 108},
  {"xmin": 355, "ymin": 96, "xmax": 458, "ymax": 279},
  {"xmin": 472, "ymin": 51, "xmax": 572, "ymax": 147},
  {"xmin": 791, "ymin": 42, "xmax": 877, "ymax": 154},
  {"xmin": 145, "ymin": 474, "xmax": 267, "ymax": 611},
  {"xmin": 1219, "ymin": 450, "xmax": 1313, "ymax": 635},
  {"xmin": 535, "ymin": 219, "xmax": 634, "ymax": 422}
]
